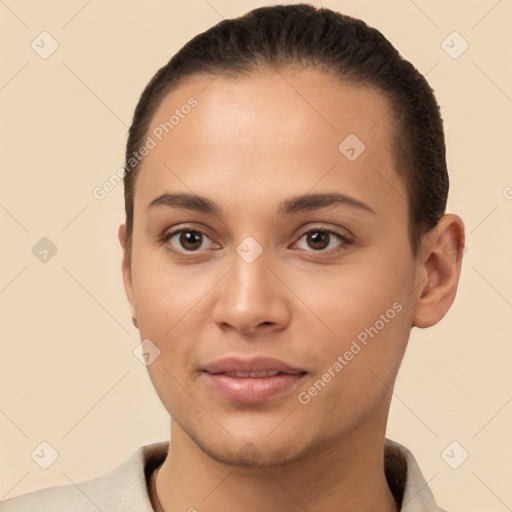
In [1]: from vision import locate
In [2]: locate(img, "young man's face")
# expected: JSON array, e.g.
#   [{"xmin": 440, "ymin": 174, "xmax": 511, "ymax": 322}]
[{"xmin": 121, "ymin": 68, "xmax": 430, "ymax": 465}]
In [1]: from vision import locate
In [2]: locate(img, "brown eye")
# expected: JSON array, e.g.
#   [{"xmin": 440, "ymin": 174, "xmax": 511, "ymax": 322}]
[
  {"xmin": 164, "ymin": 229, "xmax": 213, "ymax": 252},
  {"xmin": 178, "ymin": 230, "xmax": 203, "ymax": 251},
  {"xmin": 294, "ymin": 228, "xmax": 354, "ymax": 254},
  {"xmin": 306, "ymin": 231, "xmax": 331, "ymax": 250}
]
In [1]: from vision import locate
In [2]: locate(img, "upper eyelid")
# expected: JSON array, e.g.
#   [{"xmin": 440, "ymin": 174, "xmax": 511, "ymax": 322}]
[
  {"xmin": 164, "ymin": 225, "xmax": 217, "ymax": 242},
  {"xmin": 164, "ymin": 226, "xmax": 215, "ymax": 242}
]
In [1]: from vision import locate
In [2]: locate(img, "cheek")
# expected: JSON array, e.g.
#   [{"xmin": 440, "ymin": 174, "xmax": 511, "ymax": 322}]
[
  {"xmin": 131, "ymin": 249, "xmax": 208, "ymax": 334},
  {"xmin": 290, "ymin": 268, "xmax": 412, "ymax": 430},
  {"xmin": 130, "ymin": 252, "xmax": 218, "ymax": 389},
  {"xmin": 295, "ymin": 256, "xmax": 410, "ymax": 335},
  {"xmin": 291, "ymin": 256, "xmax": 414, "ymax": 386},
  {"xmin": 131, "ymin": 259, "xmax": 207, "ymax": 414}
]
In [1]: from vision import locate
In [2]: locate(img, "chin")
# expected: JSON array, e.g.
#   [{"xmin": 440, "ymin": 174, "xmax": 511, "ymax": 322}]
[
  {"xmin": 201, "ymin": 439, "xmax": 308, "ymax": 468},
  {"xmin": 179, "ymin": 416, "xmax": 311, "ymax": 468}
]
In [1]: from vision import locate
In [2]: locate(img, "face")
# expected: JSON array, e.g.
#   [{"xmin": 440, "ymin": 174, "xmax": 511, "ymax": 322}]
[{"xmin": 121, "ymin": 67, "xmax": 423, "ymax": 466}]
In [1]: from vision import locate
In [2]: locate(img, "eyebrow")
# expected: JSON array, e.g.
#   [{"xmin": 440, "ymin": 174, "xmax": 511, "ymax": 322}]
[{"xmin": 147, "ymin": 192, "xmax": 376, "ymax": 218}]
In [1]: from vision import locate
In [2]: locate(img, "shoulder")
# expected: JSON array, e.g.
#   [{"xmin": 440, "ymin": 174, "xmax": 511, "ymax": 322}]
[
  {"xmin": 0, "ymin": 441, "xmax": 168, "ymax": 512},
  {"xmin": 384, "ymin": 438, "xmax": 454, "ymax": 512},
  {"xmin": 0, "ymin": 482, "xmax": 95, "ymax": 512}
]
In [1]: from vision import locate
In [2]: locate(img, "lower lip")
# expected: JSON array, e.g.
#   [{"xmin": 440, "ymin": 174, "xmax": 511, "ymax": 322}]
[{"xmin": 204, "ymin": 372, "xmax": 306, "ymax": 403}]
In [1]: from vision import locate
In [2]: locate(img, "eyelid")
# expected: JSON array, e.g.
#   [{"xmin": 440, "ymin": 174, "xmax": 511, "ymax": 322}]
[
  {"xmin": 293, "ymin": 222, "xmax": 355, "ymax": 240},
  {"xmin": 162, "ymin": 222, "xmax": 214, "ymax": 236},
  {"xmin": 291, "ymin": 226, "xmax": 355, "ymax": 254},
  {"xmin": 161, "ymin": 224, "xmax": 355, "ymax": 256},
  {"xmin": 160, "ymin": 225, "xmax": 218, "ymax": 256}
]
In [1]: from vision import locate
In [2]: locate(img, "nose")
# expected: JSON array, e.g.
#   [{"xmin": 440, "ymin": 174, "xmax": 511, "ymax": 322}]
[{"xmin": 211, "ymin": 248, "xmax": 291, "ymax": 336}]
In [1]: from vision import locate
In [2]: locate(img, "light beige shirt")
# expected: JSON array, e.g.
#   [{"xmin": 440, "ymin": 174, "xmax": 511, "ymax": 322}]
[{"xmin": 0, "ymin": 439, "xmax": 448, "ymax": 511}]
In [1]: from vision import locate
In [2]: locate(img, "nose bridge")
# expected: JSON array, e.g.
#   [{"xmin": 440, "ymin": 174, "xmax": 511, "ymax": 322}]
[{"xmin": 212, "ymin": 237, "xmax": 289, "ymax": 333}]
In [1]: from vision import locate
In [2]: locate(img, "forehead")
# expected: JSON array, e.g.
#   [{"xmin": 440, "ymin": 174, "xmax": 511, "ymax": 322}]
[{"xmin": 134, "ymin": 67, "xmax": 405, "ymax": 219}]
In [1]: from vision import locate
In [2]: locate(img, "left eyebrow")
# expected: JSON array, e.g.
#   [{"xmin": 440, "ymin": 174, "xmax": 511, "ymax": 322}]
[
  {"xmin": 146, "ymin": 191, "xmax": 376, "ymax": 218},
  {"xmin": 277, "ymin": 192, "xmax": 376, "ymax": 217}
]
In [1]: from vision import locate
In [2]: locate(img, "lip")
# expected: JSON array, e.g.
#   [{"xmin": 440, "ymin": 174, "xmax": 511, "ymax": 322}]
[
  {"xmin": 202, "ymin": 356, "xmax": 306, "ymax": 375},
  {"xmin": 201, "ymin": 356, "xmax": 307, "ymax": 403}
]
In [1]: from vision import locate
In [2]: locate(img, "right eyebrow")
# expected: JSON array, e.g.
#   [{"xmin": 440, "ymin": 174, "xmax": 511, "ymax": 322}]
[{"xmin": 147, "ymin": 193, "xmax": 222, "ymax": 217}]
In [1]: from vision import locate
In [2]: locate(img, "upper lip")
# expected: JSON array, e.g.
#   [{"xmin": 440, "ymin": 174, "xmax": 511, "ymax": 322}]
[{"xmin": 202, "ymin": 357, "xmax": 306, "ymax": 375}]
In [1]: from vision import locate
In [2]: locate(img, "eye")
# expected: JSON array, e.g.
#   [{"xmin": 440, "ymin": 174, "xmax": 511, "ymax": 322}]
[
  {"xmin": 161, "ymin": 226, "xmax": 354, "ymax": 257},
  {"xmin": 293, "ymin": 228, "xmax": 354, "ymax": 253},
  {"xmin": 162, "ymin": 228, "xmax": 216, "ymax": 253}
]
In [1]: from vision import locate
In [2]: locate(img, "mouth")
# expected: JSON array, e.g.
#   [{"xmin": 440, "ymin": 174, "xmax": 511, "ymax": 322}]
[
  {"xmin": 201, "ymin": 357, "xmax": 307, "ymax": 403},
  {"xmin": 219, "ymin": 370, "xmax": 295, "ymax": 378}
]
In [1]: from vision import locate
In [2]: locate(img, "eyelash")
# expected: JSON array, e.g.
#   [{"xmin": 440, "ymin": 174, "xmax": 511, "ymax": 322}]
[{"xmin": 160, "ymin": 225, "xmax": 355, "ymax": 258}]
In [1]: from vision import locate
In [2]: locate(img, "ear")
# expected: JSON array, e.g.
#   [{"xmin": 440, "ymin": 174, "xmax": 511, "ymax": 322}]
[
  {"xmin": 118, "ymin": 224, "xmax": 137, "ymax": 321},
  {"xmin": 412, "ymin": 214, "xmax": 465, "ymax": 328}
]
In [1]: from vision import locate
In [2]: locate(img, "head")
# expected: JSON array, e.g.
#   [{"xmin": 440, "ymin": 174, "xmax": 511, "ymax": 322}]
[{"xmin": 119, "ymin": 4, "xmax": 464, "ymax": 466}]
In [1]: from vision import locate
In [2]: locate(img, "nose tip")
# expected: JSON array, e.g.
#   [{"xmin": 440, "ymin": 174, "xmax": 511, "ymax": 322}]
[
  {"xmin": 211, "ymin": 256, "xmax": 291, "ymax": 335},
  {"xmin": 218, "ymin": 303, "xmax": 280, "ymax": 335}
]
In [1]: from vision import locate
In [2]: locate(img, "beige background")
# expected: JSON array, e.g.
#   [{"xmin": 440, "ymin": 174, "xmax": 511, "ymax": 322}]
[{"xmin": 1, "ymin": 1, "xmax": 511, "ymax": 510}]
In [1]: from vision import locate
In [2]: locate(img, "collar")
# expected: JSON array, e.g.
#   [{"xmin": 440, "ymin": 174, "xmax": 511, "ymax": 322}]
[{"xmin": 140, "ymin": 438, "xmax": 443, "ymax": 511}]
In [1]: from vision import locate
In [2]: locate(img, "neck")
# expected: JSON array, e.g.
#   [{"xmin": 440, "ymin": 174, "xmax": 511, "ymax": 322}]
[{"xmin": 153, "ymin": 420, "xmax": 399, "ymax": 512}]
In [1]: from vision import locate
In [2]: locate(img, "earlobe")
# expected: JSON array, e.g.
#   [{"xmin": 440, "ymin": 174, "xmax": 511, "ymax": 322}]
[
  {"xmin": 118, "ymin": 224, "xmax": 137, "ymax": 323},
  {"xmin": 412, "ymin": 214, "xmax": 465, "ymax": 328}
]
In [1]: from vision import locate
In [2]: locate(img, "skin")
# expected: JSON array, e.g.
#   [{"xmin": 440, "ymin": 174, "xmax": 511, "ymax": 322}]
[{"xmin": 118, "ymin": 66, "xmax": 464, "ymax": 512}]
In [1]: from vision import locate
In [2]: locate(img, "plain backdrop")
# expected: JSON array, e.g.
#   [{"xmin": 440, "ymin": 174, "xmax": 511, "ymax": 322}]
[{"xmin": 1, "ymin": 1, "xmax": 511, "ymax": 511}]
